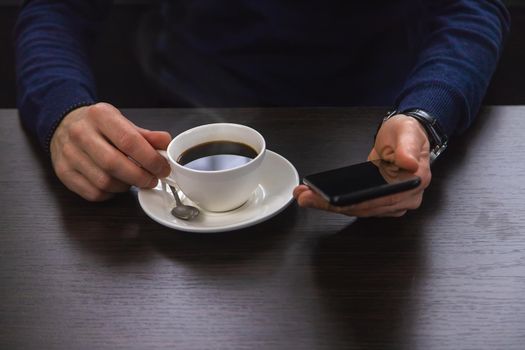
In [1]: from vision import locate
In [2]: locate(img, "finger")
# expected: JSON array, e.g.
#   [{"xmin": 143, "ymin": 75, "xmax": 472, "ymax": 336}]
[
  {"xmin": 393, "ymin": 119, "xmax": 429, "ymax": 171},
  {"xmin": 60, "ymin": 169, "xmax": 114, "ymax": 202},
  {"xmin": 293, "ymin": 184, "xmax": 310, "ymax": 199},
  {"xmin": 78, "ymin": 131, "xmax": 159, "ymax": 189},
  {"xmin": 346, "ymin": 192, "xmax": 423, "ymax": 217},
  {"xmin": 137, "ymin": 128, "xmax": 172, "ymax": 151},
  {"xmin": 92, "ymin": 106, "xmax": 171, "ymax": 177},
  {"xmin": 367, "ymin": 148, "xmax": 380, "ymax": 161},
  {"xmin": 393, "ymin": 134, "xmax": 420, "ymax": 173},
  {"xmin": 296, "ymin": 186, "xmax": 413, "ymax": 216},
  {"xmin": 375, "ymin": 115, "xmax": 429, "ymax": 170},
  {"xmin": 296, "ymin": 189, "xmax": 413, "ymax": 218},
  {"xmin": 378, "ymin": 210, "xmax": 408, "ymax": 218},
  {"xmin": 417, "ymin": 161, "xmax": 432, "ymax": 189},
  {"xmin": 347, "ymin": 205, "xmax": 405, "ymax": 217},
  {"xmin": 348, "ymin": 187, "xmax": 422, "ymax": 212},
  {"xmin": 348, "ymin": 206, "xmax": 408, "ymax": 217},
  {"xmin": 64, "ymin": 145, "xmax": 131, "ymax": 193},
  {"xmin": 295, "ymin": 189, "xmax": 344, "ymax": 213}
]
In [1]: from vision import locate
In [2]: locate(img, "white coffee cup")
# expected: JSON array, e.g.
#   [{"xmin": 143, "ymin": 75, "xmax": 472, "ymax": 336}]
[{"xmin": 163, "ymin": 123, "xmax": 266, "ymax": 212}]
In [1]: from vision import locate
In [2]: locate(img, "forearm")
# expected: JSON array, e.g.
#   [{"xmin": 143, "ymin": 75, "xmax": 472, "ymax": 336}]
[
  {"xmin": 395, "ymin": 0, "xmax": 510, "ymax": 137},
  {"xmin": 15, "ymin": 0, "xmax": 112, "ymax": 152}
]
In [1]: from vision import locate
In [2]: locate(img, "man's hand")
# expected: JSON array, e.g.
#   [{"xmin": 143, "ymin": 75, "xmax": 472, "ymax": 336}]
[
  {"xmin": 50, "ymin": 102, "xmax": 172, "ymax": 201},
  {"xmin": 294, "ymin": 114, "xmax": 432, "ymax": 217}
]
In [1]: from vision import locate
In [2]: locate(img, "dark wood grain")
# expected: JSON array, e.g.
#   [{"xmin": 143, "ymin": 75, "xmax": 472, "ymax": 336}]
[{"xmin": 1, "ymin": 107, "xmax": 525, "ymax": 350}]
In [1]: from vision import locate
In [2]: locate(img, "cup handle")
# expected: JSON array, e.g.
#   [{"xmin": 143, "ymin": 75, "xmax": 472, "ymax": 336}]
[
  {"xmin": 157, "ymin": 149, "xmax": 169, "ymax": 161},
  {"xmin": 157, "ymin": 149, "xmax": 180, "ymax": 203},
  {"xmin": 157, "ymin": 150, "xmax": 177, "ymax": 184}
]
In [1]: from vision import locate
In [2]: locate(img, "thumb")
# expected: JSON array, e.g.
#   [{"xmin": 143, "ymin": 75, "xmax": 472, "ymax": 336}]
[
  {"xmin": 393, "ymin": 130, "xmax": 422, "ymax": 173},
  {"xmin": 137, "ymin": 128, "xmax": 172, "ymax": 150}
]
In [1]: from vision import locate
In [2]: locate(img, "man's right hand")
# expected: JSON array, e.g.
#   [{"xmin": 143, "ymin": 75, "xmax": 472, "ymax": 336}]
[{"xmin": 50, "ymin": 102, "xmax": 172, "ymax": 201}]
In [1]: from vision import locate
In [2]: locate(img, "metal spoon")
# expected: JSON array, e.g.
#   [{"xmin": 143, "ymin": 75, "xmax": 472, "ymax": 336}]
[{"xmin": 166, "ymin": 183, "xmax": 200, "ymax": 221}]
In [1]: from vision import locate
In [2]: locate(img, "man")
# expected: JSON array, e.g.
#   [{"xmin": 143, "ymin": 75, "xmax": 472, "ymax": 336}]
[{"xmin": 15, "ymin": 1, "xmax": 510, "ymax": 217}]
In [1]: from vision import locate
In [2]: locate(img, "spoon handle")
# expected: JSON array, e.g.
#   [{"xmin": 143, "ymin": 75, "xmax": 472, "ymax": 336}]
[{"xmin": 168, "ymin": 185, "xmax": 184, "ymax": 206}]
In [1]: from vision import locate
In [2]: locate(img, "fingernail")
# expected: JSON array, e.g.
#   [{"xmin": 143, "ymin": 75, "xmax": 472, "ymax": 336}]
[{"xmin": 148, "ymin": 177, "xmax": 158, "ymax": 188}]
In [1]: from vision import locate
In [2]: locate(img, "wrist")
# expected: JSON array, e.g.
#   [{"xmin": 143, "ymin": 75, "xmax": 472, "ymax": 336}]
[
  {"xmin": 50, "ymin": 105, "xmax": 92, "ymax": 158},
  {"xmin": 46, "ymin": 101, "xmax": 95, "ymax": 155}
]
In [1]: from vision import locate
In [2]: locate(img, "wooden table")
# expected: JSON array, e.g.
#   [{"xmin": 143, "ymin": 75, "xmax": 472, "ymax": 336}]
[{"xmin": 1, "ymin": 107, "xmax": 525, "ymax": 349}]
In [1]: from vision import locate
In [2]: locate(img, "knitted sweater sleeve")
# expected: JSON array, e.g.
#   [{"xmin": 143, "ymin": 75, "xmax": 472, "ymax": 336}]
[
  {"xmin": 395, "ymin": 0, "xmax": 510, "ymax": 137},
  {"xmin": 15, "ymin": 0, "xmax": 112, "ymax": 152}
]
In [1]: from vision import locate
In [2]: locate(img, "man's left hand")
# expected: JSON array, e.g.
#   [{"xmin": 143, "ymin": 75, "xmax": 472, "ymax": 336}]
[{"xmin": 293, "ymin": 114, "xmax": 432, "ymax": 217}]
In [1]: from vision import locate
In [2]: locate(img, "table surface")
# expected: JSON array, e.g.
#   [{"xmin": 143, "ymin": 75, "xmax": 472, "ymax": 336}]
[{"xmin": 1, "ymin": 107, "xmax": 525, "ymax": 350}]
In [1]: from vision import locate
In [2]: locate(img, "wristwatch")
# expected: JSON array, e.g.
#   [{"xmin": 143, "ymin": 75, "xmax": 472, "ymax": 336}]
[{"xmin": 380, "ymin": 108, "xmax": 448, "ymax": 164}]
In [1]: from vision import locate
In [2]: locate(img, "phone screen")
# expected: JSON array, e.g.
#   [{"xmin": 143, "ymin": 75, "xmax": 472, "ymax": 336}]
[{"xmin": 302, "ymin": 160, "xmax": 421, "ymax": 206}]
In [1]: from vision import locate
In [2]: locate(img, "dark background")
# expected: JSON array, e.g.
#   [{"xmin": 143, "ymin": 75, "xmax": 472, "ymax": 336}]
[{"xmin": 1, "ymin": 1, "xmax": 524, "ymax": 108}]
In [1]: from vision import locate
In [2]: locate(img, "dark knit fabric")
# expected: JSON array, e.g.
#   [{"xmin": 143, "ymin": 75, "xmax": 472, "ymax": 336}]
[{"xmin": 15, "ymin": 0, "xmax": 510, "ymax": 151}]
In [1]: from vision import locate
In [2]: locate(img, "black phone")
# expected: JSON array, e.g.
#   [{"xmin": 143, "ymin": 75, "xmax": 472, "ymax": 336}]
[{"xmin": 302, "ymin": 160, "xmax": 421, "ymax": 206}]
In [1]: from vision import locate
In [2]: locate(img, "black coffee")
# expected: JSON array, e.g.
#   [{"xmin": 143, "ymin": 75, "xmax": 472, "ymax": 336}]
[{"xmin": 177, "ymin": 141, "xmax": 258, "ymax": 171}]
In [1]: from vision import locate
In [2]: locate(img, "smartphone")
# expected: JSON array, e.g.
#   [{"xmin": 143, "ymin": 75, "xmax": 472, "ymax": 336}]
[{"xmin": 302, "ymin": 160, "xmax": 421, "ymax": 206}]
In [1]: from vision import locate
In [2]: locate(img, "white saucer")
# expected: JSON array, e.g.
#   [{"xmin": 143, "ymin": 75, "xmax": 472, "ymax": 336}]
[{"xmin": 138, "ymin": 150, "xmax": 299, "ymax": 233}]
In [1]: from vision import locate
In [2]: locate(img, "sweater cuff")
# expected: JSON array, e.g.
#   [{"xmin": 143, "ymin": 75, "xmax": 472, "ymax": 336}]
[
  {"xmin": 396, "ymin": 82, "xmax": 468, "ymax": 138},
  {"xmin": 27, "ymin": 80, "xmax": 96, "ymax": 154}
]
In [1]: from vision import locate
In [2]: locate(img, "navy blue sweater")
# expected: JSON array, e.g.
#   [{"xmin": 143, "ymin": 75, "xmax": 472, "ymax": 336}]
[{"xmin": 15, "ymin": 1, "xmax": 510, "ymax": 152}]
